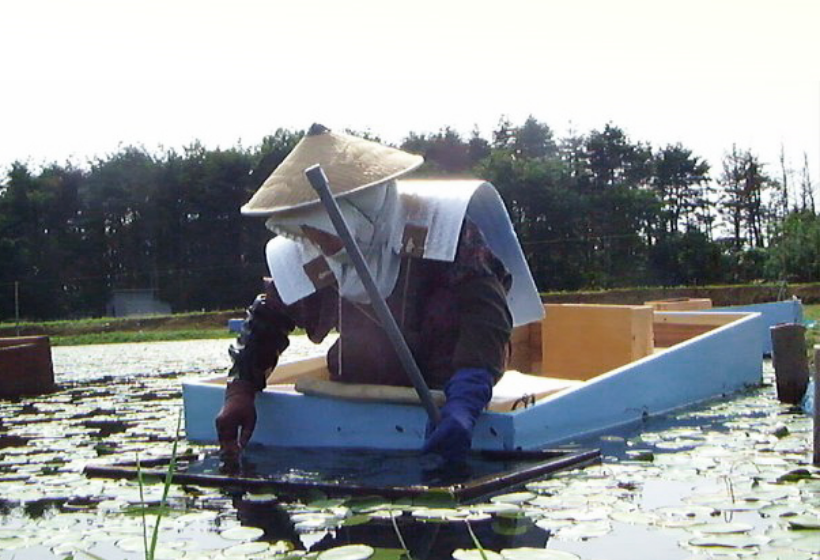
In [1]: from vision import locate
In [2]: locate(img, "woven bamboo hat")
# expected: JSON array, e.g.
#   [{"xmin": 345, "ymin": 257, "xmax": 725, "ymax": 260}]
[{"xmin": 241, "ymin": 124, "xmax": 424, "ymax": 216}]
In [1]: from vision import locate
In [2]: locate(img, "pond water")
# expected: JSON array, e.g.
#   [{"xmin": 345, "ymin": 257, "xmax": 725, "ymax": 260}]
[{"xmin": 1, "ymin": 338, "xmax": 819, "ymax": 560}]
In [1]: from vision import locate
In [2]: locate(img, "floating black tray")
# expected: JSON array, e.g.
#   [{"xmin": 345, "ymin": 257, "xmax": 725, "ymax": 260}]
[{"xmin": 85, "ymin": 446, "xmax": 600, "ymax": 501}]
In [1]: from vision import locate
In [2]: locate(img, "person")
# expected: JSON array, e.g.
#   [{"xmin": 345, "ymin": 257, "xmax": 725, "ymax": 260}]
[{"xmin": 215, "ymin": 124, "xmax": 542, "ymax": 465}]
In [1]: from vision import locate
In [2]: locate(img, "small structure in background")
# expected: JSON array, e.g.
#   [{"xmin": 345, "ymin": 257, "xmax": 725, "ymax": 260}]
[
  {"xmin": 0, "ymin": 336, "xmax": 55, "ymax": 398},
  {"xmin": 106, "ymin": 289, "xmax": 171, "ymax": 318}
]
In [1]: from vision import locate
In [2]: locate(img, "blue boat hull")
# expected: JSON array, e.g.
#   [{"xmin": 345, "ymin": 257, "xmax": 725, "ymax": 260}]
[{"xmin": 184, "ymin": 306, "xmax": 766, "ymax": 451}]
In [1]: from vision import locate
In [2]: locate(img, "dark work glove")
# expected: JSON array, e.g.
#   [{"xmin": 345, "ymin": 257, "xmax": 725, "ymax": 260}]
[
  {"xmin": 422, "ymin": 367, "xmax": 494, "ymax": 465},
  {"xmin": 215, "ymin": 378, "xmax": 257, "ymax": 459}
]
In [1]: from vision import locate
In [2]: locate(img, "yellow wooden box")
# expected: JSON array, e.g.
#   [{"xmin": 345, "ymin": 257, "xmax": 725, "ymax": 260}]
[
  {"xmin": 644, "ymin": 298, "xmax": 712, "ymax": 311},
  {"xmin": 540, "ymin": 304, "xmax": 654, "ymax": 380}
]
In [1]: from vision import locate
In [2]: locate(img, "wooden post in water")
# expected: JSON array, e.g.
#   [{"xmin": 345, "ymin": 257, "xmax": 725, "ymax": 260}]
[
  {"xmin": 814, "ymin": 345, "xmax": 820, "ymax": 466},
  {"xmin": 770, "ymin": 323, "xmax": 809, "ymax": 405}
]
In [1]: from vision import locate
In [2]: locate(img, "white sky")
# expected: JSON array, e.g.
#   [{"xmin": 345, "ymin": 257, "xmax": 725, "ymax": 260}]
[{"xmin": 1, "ymin": 0, "xmax": 819, "ymax": 189}]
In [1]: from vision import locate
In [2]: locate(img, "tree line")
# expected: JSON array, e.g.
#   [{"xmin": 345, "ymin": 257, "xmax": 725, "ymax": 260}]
[{"xmin": 0, "ymin": 118, "xmax": 817, "ymax": 321}]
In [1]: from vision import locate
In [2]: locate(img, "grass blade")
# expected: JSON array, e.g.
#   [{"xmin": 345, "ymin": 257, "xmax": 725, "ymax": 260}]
[
  {"xmin": 147, "ymin": 408, "xmax": 183, "ymax": 560},
  {"xmin": 136, "ymin": 452, "xmax": 149, "ymax": 559}
]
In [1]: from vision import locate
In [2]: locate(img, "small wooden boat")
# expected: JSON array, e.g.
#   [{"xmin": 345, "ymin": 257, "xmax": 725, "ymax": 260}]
[{"xmin": 183, "ymin": 301, "xmax": 775, "ymax": 452}]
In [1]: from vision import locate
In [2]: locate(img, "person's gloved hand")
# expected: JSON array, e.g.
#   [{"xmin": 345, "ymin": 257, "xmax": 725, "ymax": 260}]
[
  {"xmin": 215, "ymin": 378, "xmax": 257, "ymax": 459},
  {"xmin": 422, "ymin": 367, "xmax": 494, "ymax": 464}
]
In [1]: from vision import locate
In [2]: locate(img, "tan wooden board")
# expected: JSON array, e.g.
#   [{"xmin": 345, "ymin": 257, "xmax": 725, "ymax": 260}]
[
  {"xmin": 541, "ymin": 304, "xmax": 654, "ymax": 380},
  {"xmin": 645, "ymin": 298, "xmax": 713, "ymax": 311}
]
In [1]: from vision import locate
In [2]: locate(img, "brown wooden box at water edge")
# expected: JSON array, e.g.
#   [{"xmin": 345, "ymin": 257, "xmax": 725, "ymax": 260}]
[
  {"xmin": 0, "ymin": 336, "xmax": 55, "ymax": 398},
  {"xmin": 541, "ymin": 304, "xmax": 654, "ymax": 381}
]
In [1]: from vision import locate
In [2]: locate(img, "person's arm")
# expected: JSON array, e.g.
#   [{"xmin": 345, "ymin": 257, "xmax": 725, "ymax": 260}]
[
  {"xmin": 450, "ymin": 220, "xmax": 513, "ymax": 377},
  {"xmin": 228, "ymin": 294, "xmax": 296, "ymax": 391},
  {"xmin": 216, "ymin": 293, "xmax": 296, "ymax": 458},
  {"xmin": 423, "ymin": 221, "xmax": 513, "ymax": 465}
]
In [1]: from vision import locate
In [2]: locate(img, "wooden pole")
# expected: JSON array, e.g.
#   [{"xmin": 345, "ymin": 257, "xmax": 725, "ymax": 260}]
[
  {"xmin": 814, "ymin": 345, "xmax": 820, "ymax": 466},
  {"xmin": 770, "ymin": 323, "xmax": 809, "ymax": 405},
  {"xmin": 14, "ymin": 280, "xmax": 20, "ymax": 336},
  {"xmin": 304, "ymin": 164, "xmax": 441, "ymax": 425}
]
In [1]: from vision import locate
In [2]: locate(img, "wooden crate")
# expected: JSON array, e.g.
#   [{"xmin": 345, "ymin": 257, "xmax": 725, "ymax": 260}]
[
  {"xmin": 645, "ymin": 298, "xmax": 712, "ymax": 311},
  {"xmin": 541, "ymin": 304, "xmax": 654, "ymax": 380},
  {"xmin": 0, "ymin": 336, "xmax": 55, "ymax": 398}
]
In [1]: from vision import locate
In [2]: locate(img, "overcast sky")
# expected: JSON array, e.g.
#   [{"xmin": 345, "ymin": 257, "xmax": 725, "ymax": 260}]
[{"xmin": 2, "ymin": 0, "xmax": 819, "ymax": 189}]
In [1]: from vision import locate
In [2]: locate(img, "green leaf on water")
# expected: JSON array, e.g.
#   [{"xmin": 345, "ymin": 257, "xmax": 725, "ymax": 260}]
[
  {"xmin": 788, "ymin": 515, "xmax": 820, "ymax": 530},
  {"xmin": 317, "ymin": 544, "xmax": 375, "ymax": 560},
  {"xmin": 500, "ymin": 548, "xmax": 581, "ymax": 560},
  {"xmin": 342, "ymin": 514, "xmax": 372, "ymax": 527}
]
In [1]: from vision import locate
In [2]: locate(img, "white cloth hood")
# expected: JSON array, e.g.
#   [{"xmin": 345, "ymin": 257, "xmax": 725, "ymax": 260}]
[{"xmin": 265, "ymin": 180, "xmax": 544, "ymax": 327}]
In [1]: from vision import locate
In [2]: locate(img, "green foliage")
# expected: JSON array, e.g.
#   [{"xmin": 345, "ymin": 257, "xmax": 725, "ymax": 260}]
[
  {"xmin": 766, "ymin": 211, "xmax": 820, "ymax": 282},
  {"xmin": 0, "ymin": 119, "xmax": 814, "ymax": 321}
]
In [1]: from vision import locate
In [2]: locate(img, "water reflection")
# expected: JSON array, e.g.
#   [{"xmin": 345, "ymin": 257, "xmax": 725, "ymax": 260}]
[{"xmin": 234, "ymin": 493, "xmax": 551, "ymax": 558}]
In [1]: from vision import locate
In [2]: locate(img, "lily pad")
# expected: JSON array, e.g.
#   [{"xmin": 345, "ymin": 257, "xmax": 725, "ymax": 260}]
[
  {"xmin": 452, "ymin": 549, "xmax": 503, "ymax": 560},
  {"xmin": 490, "ymin": 492, "xmax": 536, "ymax": 505},
  {"xmin": 500, "ymin": 549, "xmax": 580, "ymax": 560},
  {"xmin": 688, "ymin": 522, "xmax": 754, "ymax": 534},
  {"xmin": 222, "ymin": 541, "xmax": 271, "ymax": 557},
  {"xmin": 317, "ymin": 544, "xmax": 375, "ymax": 560},
  {"xmin": 791, "ymin": 534, "xmax": 820, "ymax": 553},
  {"xmin": 753, "ymin": 550, "xmax": 815, "ymax": 560},
  {"xmin": 220, "ymin": 526, "xmax": 265, "ymax": 541},
  {"xmin": 788, "ymin": 515, "xmax": 820, "ymax": 530},
  {"xmin": 687, "ymin": 535, "xmax": 768, "ymax": 549}
]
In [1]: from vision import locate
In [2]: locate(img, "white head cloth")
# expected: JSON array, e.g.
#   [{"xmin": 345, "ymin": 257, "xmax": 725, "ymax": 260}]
[
  {"xmin": 264, "ymin": 181, "xmax": 403, "ymax": 304},
  {"xmin": 265, "ymin": 180, "xmax": 544, "ymax": 327}
]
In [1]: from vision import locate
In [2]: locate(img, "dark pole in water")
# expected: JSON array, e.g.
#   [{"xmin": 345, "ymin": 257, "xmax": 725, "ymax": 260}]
[
  {"xmin": 814, "ymin": 345, "xmax": 820, "ymax": 466},
  {"xmin": 304, "ymin": 164, "xmax": 441, "ymax": 425},
  {"xmin": 770, "ymin": 323, "xmax": 809, "ymax": 405}
]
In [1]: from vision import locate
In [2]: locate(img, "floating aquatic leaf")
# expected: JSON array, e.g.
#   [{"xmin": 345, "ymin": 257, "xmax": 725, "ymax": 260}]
[
  {"xmin": 117, "ymin": 536, "xmax": 149, "ymax": 552},
  {"xmin": 654, "ymin": 505, "xmax": 715, "ymax": 519},
  {"xmin": 490, "ymin": 492, "xmax": 535, "ymax": 505},
  {"xmin": 174, "ymin": 511, "xmax": 218, "ymax": 524},
  {"xmin": 367, "ymin": 509, "xmax": 402, "ymax": 520},
  {"xmin": 688, "ymin": 522, "xmax": 753, "ymax": 534},
  {"xmin": 452, "ymin": 549, "xmax": 503, "ymax": 560},
  {"xmin": 220, "ymin": 526, "xmax": 265, "ymax": 541},
  {"xmin": 500, "ymin": 548, "xmax": 580, "ymax": 560},
  {"xmin": 470, "ymin": 503, "xmax": 521, "ymax": 515},
  {"xmin": 342, "ymin": 515, "xmax": 372, "ymax": 527},
  {"xmin": 317, "ymin": 544, "xmax": 375, "ymax": 560},
  {"xmin": 791, "ymin": 533, "xmax": 820, "ymax": 552},
  {"xmin": 540, "ymin": 507, "xmax": 609, "ymax": 522},
  {"xmin": 345, "ymin": 496, "xmax": 390, "ymax": 513},
  {"xmin": 553, "ymin": 521, "xmax": 612, "ymax": 540},
  {"xmin": 687, "ymin": 534, "xmax": 768, "ymax": 548},
  {"xmin": 222, "ymin": 541, "xmax": 270, "ymax": 557},
  {"xmin": 243, "ymin": 493, "xmax": 278, "ymax": 504},
  {"xmin": 308, "ymin": 498, "xmax": 346, "ymax": 509},
  {"xmin": 411, "ymin": 508, "xmax": 463, "ymax": 520},
  {"xmin": 752, "ymin": 549, "xmax": 815, "ymax": 560},
  {"xmin": 787, "ymin": 515, "xmax": 820, "ymax": 530}
]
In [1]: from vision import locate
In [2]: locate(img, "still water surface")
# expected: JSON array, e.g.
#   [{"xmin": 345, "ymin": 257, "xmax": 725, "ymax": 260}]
[{"xmin": 1, "ymin": 338, "xmax": 818, "ymax": 560}]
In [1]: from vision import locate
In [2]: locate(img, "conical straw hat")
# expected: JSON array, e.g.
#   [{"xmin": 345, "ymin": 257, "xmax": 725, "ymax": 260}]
[{"xmin": 241, "ymin": 124, "xmax": 424, "ymax": 216}]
